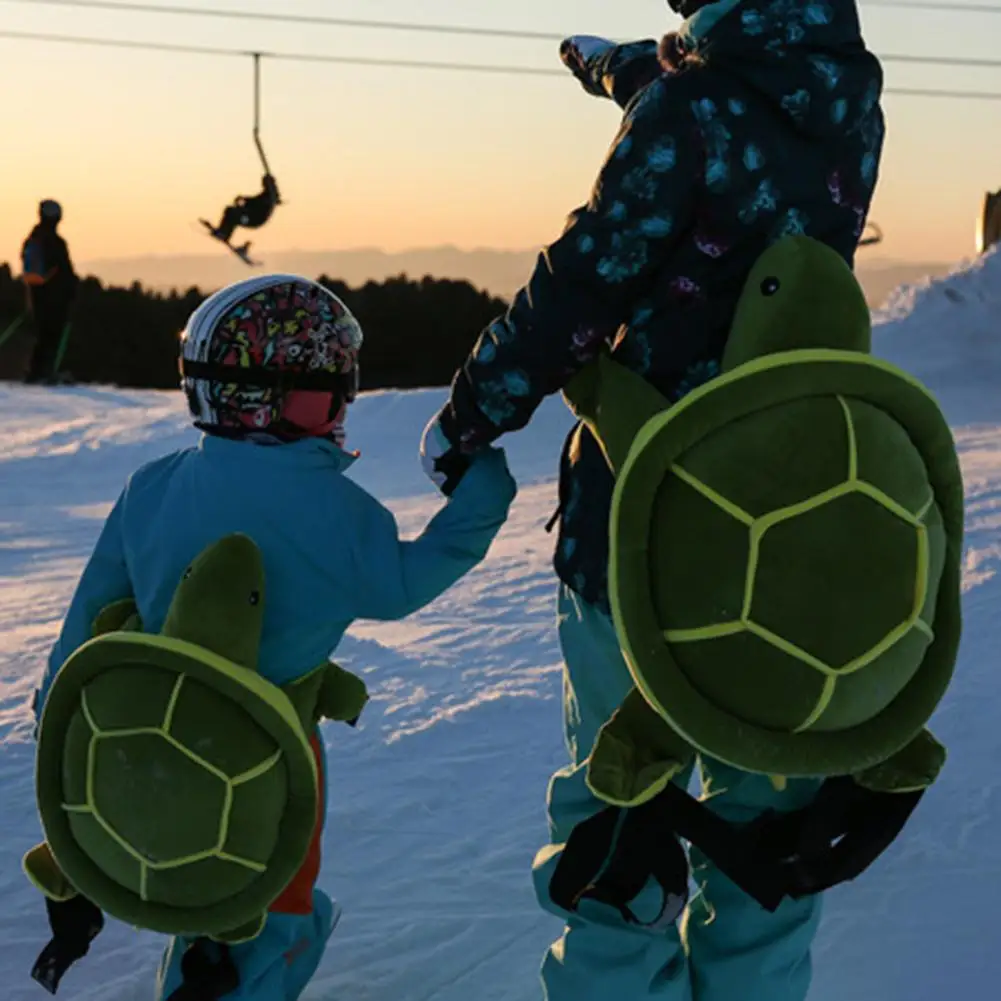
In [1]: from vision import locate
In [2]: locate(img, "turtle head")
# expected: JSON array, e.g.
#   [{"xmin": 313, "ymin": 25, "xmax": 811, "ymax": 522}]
[
  {"xmin": 722, "ymin": 235, "xmax": 871, "ymax": 373},
  {"xmin": 162, "ymin": 534, "xmax": 265, "ymax": 671},
  {"xmin": 562, "ymin": 237, "xmax": 871, "ymax": 475}
]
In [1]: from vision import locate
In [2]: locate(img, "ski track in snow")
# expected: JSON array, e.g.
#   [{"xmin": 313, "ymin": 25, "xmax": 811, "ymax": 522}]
[{"xmin": 5, "ymin": 251, "xmax": 1001, "ymax": 999}]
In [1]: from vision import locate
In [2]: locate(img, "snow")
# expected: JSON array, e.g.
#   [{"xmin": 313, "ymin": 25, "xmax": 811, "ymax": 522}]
[{"xmin": 4, "ymin": 249, "xmax": 1001, "ymax": 999}]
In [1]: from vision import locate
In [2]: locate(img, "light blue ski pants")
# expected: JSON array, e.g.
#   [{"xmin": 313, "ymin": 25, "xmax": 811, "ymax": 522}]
[
  {"xmin": 531, "ymin": 585, "xmax": 824, "ymax": 1001},
  {"xmin": 155, "ymin": 730, "xmax": 336, "ymax": 1001},
  {"xmin": 155, "ymin": 889, "xmax": 338, "ymax": 1001}
]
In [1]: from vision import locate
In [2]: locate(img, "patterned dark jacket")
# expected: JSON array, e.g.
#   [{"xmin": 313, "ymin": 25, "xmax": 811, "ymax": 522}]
[{"xmin": 440, "ymin": 0, "xmax": 885, "ymax": 611}]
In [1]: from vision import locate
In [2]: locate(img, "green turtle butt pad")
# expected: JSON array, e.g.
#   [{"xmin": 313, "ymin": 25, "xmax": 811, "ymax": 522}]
[
  {"xmin": 563, "ymin": 236, "xmax": 964, "ymax": 802},
  {"xmin": 27, "ymin": 533, "xmax": 367, "ymax": 941}
]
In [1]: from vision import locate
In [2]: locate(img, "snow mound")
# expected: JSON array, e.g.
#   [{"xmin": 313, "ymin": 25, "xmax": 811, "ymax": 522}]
[{"xmin": 874, "ymin": 248, "xmax": 1001, "ymax": 424}]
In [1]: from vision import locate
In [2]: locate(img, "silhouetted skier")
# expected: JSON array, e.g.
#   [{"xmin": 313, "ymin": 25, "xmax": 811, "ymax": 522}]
[
  {"xmin": 21, "ymin": 199, "xmax": 79, "ymax": 384},
  {"xmin": 204, "ymin": 174, "xmax": 281, "ymax": 261}
]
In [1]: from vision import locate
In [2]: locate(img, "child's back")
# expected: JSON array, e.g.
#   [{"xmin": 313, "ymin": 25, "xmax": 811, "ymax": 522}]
[
  {"xmin": 27, "ymin": 274, "xmax": 515, "ymax": 1001},
  {"xmin": 43, "ymin": 431, "xmax": 512, "ymax": 700}
]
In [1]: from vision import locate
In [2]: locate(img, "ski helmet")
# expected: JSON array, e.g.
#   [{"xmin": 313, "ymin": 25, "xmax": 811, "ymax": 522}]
[
  {"xmin": 39, "ymin": 199, "xmax": 62, "ymax": 223},
  {"xmin": 180, "ymin": 274, "xmax": 363, "ymax": 442}
]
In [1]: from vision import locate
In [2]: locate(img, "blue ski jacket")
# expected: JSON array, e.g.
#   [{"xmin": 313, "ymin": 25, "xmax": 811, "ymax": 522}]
[{"xmin": 34, "ymin": 433, "xmax": 516, "ymax": 718}]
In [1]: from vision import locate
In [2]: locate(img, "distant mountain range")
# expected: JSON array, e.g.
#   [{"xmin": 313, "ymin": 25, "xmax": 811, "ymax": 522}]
[{"xmin": 77, "ymin": 245, "xmax": 960, "ymax": 309}]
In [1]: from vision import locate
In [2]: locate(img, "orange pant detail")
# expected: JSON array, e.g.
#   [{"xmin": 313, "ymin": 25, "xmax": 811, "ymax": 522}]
[{"xmin": 269, "ymin": 733, "xmax": 324, "ymax": 916}]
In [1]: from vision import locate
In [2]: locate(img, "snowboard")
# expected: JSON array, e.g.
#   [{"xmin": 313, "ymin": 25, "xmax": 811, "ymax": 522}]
[{"xmin": 198, "ymin": 220, "xmax": 261, "ymax": 266}]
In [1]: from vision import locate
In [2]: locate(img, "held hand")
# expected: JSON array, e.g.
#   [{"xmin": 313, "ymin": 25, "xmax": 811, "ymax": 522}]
[
  {"xmin": 559, "ymin": 35, "xmax": 616, "ymax": 95},
  {"xmin": 420, "ymin": 412, "xmax": 471, "ymax": 497}
]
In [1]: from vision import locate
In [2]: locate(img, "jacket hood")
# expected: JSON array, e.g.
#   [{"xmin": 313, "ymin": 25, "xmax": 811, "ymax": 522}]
[
  {"xmin": 199, "ymin": 429, "xmax": 359, "ymax": 471},
  {"xmin": 678, "ymin": 0, "xmax": 882, "ymax": 140}
]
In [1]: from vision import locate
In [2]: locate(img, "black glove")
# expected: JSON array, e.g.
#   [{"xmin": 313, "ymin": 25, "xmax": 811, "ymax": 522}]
[
  {"xmin": 31, "ymin": 895, "xmax": 104, "ymax": 995},
  {"xmin": 166, "ymin": 939, "xmax": 240, "ymax": 1001},
  {"xmin": 550, "ymin": 804, "xmax": 690, "ymax": 931}
]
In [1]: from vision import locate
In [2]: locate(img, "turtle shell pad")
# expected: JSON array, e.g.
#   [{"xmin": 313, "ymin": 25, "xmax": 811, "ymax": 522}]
[
  {"xmin": 35, "ymin": 632, "xmax": 318, "ymax": 938},
  {"xmin": 650, "ymin": 393, "xmax": 943, "ymax": 733},
  {"xmin": 610, "ymin": 351, "xmax": 964, "ymax": 778}
]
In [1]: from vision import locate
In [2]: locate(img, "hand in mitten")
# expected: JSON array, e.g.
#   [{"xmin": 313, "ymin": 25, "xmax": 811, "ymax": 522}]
[
  {"xmin": 31, "ymin": 896, "xmax": 104, "ymax": 995},
  {"xmin": 420, "ymin": 411, "xmax": 471, "ymax": 497},
  {"xmin": 559, "ymin": 35, "xmax": 616, "ymax": 96}
]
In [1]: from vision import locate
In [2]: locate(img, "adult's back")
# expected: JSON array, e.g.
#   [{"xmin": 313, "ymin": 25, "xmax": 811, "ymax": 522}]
[
  {"xmin": 22, "ymin": 219, "xmax": 78, "ymax": 308},
  {"xmin": 624, "ymin": 0, "xmax": 884, "ymax": 381},
  {"xmin": 437, "ymin": 0, "xmax": 886, "ymax": 608}
]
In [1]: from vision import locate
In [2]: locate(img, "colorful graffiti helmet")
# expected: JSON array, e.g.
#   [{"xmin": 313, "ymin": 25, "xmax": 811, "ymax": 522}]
[{"xmin": 180, "ymin": 274, "xmax": 363, "ymax": 441}]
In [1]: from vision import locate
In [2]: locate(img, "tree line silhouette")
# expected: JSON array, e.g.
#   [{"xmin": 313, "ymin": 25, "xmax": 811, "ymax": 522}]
[{"xmin": 0, "ymin": 264, "xmax": 510, "ymax": 390}]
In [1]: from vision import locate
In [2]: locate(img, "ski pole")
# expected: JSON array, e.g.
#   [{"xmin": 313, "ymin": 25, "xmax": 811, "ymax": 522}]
[
  {"xmin": 0, "ymin": 313, "xmax": 25, "ymax": 350},
  {"xmin": 52, "ymin": 321, "xmax": 72, "ymax": 378}
]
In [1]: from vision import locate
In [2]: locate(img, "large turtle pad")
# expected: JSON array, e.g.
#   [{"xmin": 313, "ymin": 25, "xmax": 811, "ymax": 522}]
[
  {"xmin": 609, "ymin": 349, "xmax": 964, "ymax": 778},
  {"xmin": 36, "ymin": 632, "xmax": 318, "ymax": 938}
]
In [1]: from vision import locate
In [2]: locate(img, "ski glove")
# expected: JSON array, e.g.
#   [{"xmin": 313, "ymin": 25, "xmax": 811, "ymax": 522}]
[
  {"xmin": 420, "ymin": 411, "xmax": 471, "ymax": 497},
  {"xmin": 31, "ymin": 895, "xmax": 104, "ymax": 995},
  {"xmin": 559, "ymin": 35, "xmax": 616, "ymax": 97}
]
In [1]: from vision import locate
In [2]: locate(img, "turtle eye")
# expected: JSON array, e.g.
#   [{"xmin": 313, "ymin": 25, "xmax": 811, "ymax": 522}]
[
  {"xmin": 249, "ymin": 590, "xmax": 261, "ymax": 606},
  {"xmin": 182, "ymin": 568, "xmax": 193, "ymax": 580},
  {"xmin": 761, "ymin": 277, "xmax": 781, "ymax": 296}
]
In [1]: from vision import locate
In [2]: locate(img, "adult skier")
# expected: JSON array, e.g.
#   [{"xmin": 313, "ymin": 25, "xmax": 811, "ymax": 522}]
[
  {"xmin": 21, "ymin": 199, "xmax": 79, "ymax": 384},
  {"xmin": 419, "ymin": 1, "xmax": 886, "ymax": 999}
]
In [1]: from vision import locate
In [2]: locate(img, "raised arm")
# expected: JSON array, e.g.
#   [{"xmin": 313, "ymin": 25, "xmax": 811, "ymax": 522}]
[
  {"xmin": 561, "ymin": 37, "xmax": 665, "ymax": 109},
  {"xmin": 346, "ymin": 447, "xmax": 516, "ymax": 621},
  {"xmin": 433, "ymin": 77, "xmax": 698, "ymax": 460}
]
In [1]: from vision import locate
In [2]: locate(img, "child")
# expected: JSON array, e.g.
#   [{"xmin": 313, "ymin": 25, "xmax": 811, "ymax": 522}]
[{"xmin": 27, "ymin": 274, "xmax": 516, "ymax": 1001}]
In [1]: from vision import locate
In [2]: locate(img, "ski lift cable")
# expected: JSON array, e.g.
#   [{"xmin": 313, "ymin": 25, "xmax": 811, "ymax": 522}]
[
  {"xmin": 0, "ymin": 28, "xmax": 566, "ymax": 75},
  {"xmin": 0, "ymin": 28, "xmax": 565, "ymax": 75},
  {"xmin": 10, "ymin": 0, "xmax": 1001, "ymax": 59},
  {"xmin": 2, "ymin": 28, "xmax": 1001, "ymax": 99},
  {"xmin": 2, "ymin": 0, "xmax": 568, "ymax": 42}
]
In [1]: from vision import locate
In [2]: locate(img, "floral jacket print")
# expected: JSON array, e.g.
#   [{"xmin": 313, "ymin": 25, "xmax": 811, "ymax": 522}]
[{"xmin": 439, "ymin": 0, "xmax": 885, "ymax": 611}]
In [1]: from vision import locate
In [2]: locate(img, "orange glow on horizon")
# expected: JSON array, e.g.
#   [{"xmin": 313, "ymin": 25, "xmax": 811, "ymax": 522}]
[{"xmin": 1, "ymin": 0, "xmax": 998, "ymax": 273}]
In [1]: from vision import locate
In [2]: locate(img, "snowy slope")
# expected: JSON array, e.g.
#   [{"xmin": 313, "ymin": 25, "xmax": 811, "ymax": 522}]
[{"xmin": 3, "ymin": 251, "xmax": 1001, "ymax": 1000}]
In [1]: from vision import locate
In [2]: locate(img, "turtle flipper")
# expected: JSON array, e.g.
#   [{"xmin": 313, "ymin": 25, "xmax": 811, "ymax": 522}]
[
  {"xmin": 91, "ymin": 598, "xmax": 141, "ymax": 637},
  {"xmin": 853, "ymin": 728, "xmax": 946, "ymax": 794},
  {"xmin": 283, "ymin": 662, "xmax": 369, "ymax": 728},
  {"xmin": 318, "ymin": 662, "xmax": 369, "ymax": 725},
  {"xmin": 23, "ymin": 842, "xmax": 76, "ymax": 902},
  {"xmin": 586, "ymin": 688, "xmax": 695, "ymax": 807},
  {"xmin": 563, "ymin": 352, "xmax": 672, "ymax": 475}
]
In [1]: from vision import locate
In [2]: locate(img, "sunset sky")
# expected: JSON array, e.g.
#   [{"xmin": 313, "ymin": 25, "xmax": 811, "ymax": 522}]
[{"xmin": 1, "ymin": 0, "xmax": 999, "ymax": 269}]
